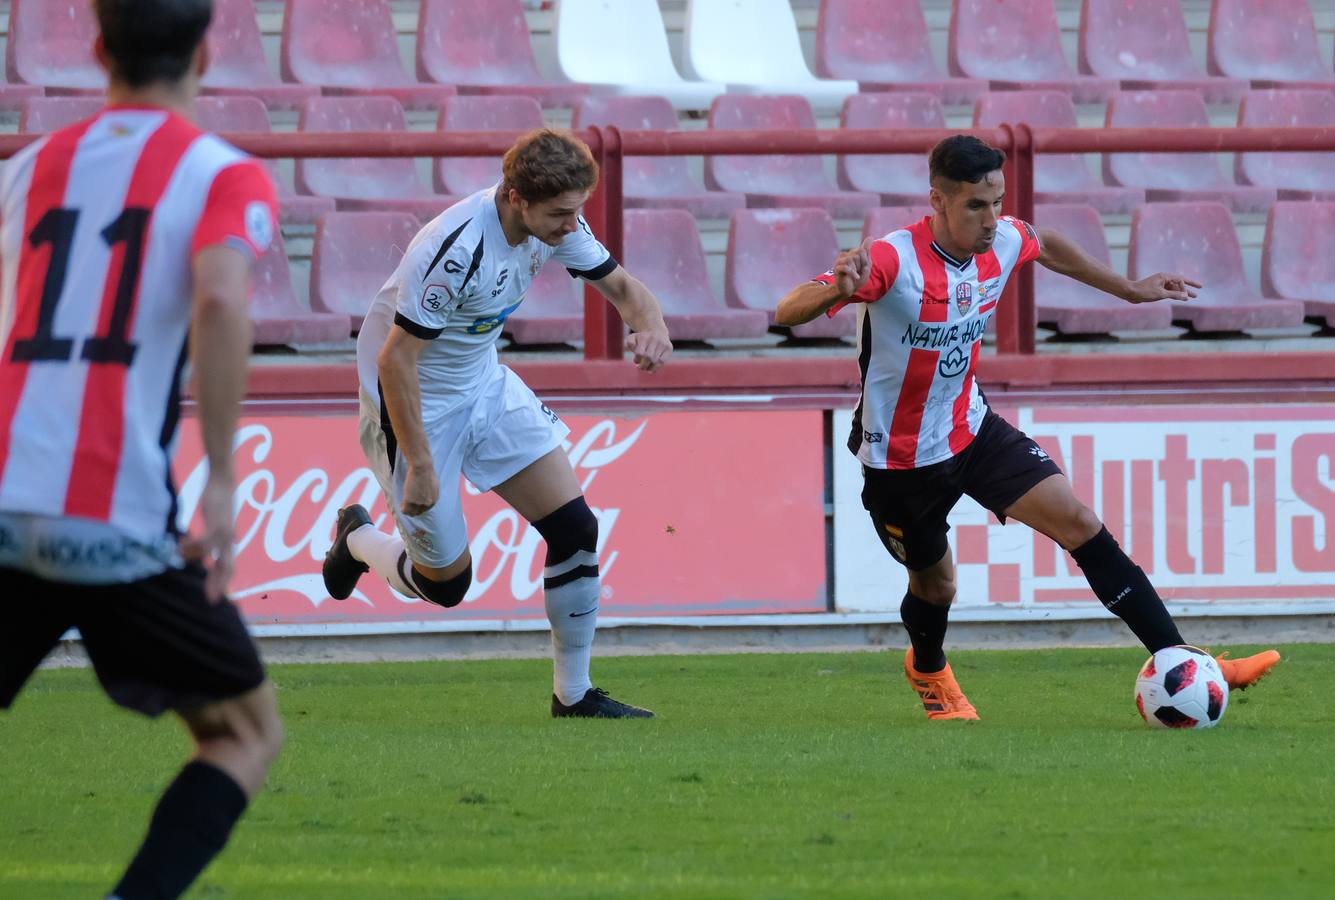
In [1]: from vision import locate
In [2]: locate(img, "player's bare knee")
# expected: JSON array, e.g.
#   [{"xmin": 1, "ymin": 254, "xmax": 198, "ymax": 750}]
[
  {"xmin": 909, "ymin": 573, "xmax": 956, "ymax": 607},
  {"xmin": 1061, "ymin": 504, "xmax": 1103, "ymax": 551}
]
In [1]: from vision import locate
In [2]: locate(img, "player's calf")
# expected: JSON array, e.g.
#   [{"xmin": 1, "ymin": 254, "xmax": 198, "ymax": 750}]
[{"xmin": 533, "ymin": 497, "xmax": 601, "ymax": 706}]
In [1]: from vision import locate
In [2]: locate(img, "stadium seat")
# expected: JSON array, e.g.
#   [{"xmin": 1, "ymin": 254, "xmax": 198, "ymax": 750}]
[
  {"xmin": 623, "ymin": 209, "xmax": 769, "ymax": 342},
  {"xmin": 949, "ymin": 0, "xmax": 1114, "ymax": 103},
  {"xmin": 504, "ymin": 264, "xmax": 585, "ymax": 345},
  {"xmin": 310, "ymin": 211, "xmax": 421, "ymax": 335},
  {"xmin": 1078, "ymin": 0, "xmax": 1245, "ymax": 103},
  {"xmin": 1104, "ymin": 91, "xmax": 1275, "ymax": 213},
  {"xmin": 18, "ymin": 97, "xmax": 103, "ymax": 133},
  {"xmin": 705, "ymin": 95, "xmax": 878, "ymax": 218},
  {"xmin": 295, "ymin": 97, "xmax": 454, "ymax": 222},
  {"xmin": 682, "ymin": 0, "xmax": 857, "ymax": 113},
  {"xmin": 1032, "ymin": 204, "xmax": 1172, "ymax": 335},
  {"xmin": 572, "ymin": 95, "xmax": 744, "ymax": 219},
  {"xmin": 281, "ymin": 0, "xmax": 456, "ymax": 111},
  {"xmin": 250, "ymin": 237, "xmax": 349, "ymax": 346},
  {"xmin": 725, "ymin": 209, "xmax": 853, "ymax": 341},
  {"xmin": 838, "ymin": 93, "xmax": 943, "ymax": 206},
  {"xmin": 1236, "ymin": 91, "xmax": 1335, "ymax": 202},
  {"xmin": 202, "ymin": 0, "xmax": 318, "ymax": 110},
  {"xmin": 555, "ymin": 0, "xmax": 725, "ymax": 111},
  {"xmin": 194, "ymin": 96, "xmax": 335, "ymax": 227},
  {"xmin": 417, "ymin": 0, "xmax": 589, "ymax": 109},
  {"xmin": 1208, "ymin": 0, "xmax": 1335, "ymax": 90},
  {"xmin": 434, "ymin": 95, "xmax": 544, "ymax": 197},
  {"xmin": 974, "ymin": 91, "xmax": 1142, "ymax": 214},
  {"xmin": 814, "ymin": 0, "xmax": 985, "ymax": 106},
  {"xmin": 1127, "ymin": 202, "xmax": 1304, "ymax": 334},
  {"xmin": 863, "ymin": 205, "xmax": 932, "ymax": 240},
  {"xmin": 7, "ymin": 0, "xmax": 105, "ymax": 94},
  {"xmin": 1261, "ymin": 202, "xmax": 1335, "ymax": 328}
]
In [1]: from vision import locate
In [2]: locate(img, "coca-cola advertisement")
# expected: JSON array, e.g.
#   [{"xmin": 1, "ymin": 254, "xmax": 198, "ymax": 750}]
[{"xmin": 174, "ymin": 410, "xmax": 828, "ymax": 624}]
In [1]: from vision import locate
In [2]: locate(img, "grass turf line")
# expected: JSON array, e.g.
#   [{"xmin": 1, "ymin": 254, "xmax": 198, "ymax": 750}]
[{"xmin": 1, "ymin": 645, "xmax": 1332, "ymax": 899}]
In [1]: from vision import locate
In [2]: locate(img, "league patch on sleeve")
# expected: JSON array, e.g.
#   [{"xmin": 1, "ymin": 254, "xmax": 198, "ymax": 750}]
[
  {"xmin": 245, "ymin": 200, "xmax": 274, "ymax": 252},
  {"xmin": 420, "ymin": 282, "xmax": 454, "ymax": 314}
]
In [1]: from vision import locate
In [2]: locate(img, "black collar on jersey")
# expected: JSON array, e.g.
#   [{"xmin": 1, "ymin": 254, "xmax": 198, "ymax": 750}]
[{"xmin": 930, "ymin": 241, "xmax": 973, "ymax": 271}]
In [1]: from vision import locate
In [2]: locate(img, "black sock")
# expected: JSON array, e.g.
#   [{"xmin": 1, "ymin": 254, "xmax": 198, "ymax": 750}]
[
  {"xmin": 900, "ymin": 591, "xmax": 949, "ymax": 673},
  {"xmin": 111, "ymin": 761, "xmax": 248, "ymax": 900},
  {"xmin": 1070, "ymin": 527, "xmax": 1184, "ymax": 653}
]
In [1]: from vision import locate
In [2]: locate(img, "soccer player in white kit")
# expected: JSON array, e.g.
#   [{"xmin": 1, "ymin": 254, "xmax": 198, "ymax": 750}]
[
  {"xmin": 324, "ymin": 130, "xmax": 672, "ymax": 718},
  {"xmin": 0, "ymin": 2, "xmax": 283, "ymax": 898},
  {"xmin": 778, "ymin": 136, "xmax": 1280, "ymax": 721}
]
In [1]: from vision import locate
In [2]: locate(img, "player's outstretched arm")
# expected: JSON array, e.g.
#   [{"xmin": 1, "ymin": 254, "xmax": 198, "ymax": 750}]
[
  {"xmin": 377, "ymin": 327, "xmax": 440, "ymax": 516},
  {"xmin": 1036, "ymin": 227, "xmax": 1201, "ymax": 304},
  {"xmin": 776, "ymin": 240, "xmax": 872, "ymax": 325},
  {"xmin": 184, "ymin": 246, "xmax": 254, "ymax": 601},
  {"xmin": 590, "ymin": 266, "xmax": 673, "ymax": 372}
]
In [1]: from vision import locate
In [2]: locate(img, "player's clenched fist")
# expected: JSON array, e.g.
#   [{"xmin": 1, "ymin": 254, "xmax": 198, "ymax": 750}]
[
  {"xmin": 627, "ymin": 328, "xmax": 673, "ymax": 372},
  {"xmin": 401, "ymin": 464, "xmax": 440, "ymax": 517},
  {"xmin": 833, "ymin": 238, "xmax": 874, "ymax": 298}
]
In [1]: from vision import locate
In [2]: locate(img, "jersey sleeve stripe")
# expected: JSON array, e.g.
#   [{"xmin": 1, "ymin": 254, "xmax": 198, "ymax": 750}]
[
  {"xmin": 566, "ymin": 255, "xmax": 618, "ymax": 281},
  {"xmin": 421, "ymin": 218, "xmax": 470, "ymax": 284},
  {"xmin": 394, "ymin": 311, "xmax": 444, "ymax": 340},
  {"xmin": 65, "ymin": 118, "xmax": 199, "ymax": 521},
  {"xmin": 0, "ymin": 119, "xmax": 98, "ymax": 488},
  {"xmin": 459, "ymin": 232, "xmax": 486, "ymax": 292}
]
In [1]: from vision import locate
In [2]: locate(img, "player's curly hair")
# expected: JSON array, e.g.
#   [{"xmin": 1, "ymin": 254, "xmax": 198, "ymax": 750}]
[
  {"xmin": 930, "ymin": 135, "xmax": 1007, "ymax": 187},
  {"xmin": 95, "ymin": 0, "xmax": 213, "ymax": 88},
  {"xmin": 501, "ymin": 129, "xmax": 600, "ymax": 203}
]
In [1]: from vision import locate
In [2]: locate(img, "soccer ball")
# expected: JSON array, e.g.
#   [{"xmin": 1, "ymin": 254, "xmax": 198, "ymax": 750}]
[{"xmin": 1134, "ymin": 645, "xmax": 1229, "ymax": 729}]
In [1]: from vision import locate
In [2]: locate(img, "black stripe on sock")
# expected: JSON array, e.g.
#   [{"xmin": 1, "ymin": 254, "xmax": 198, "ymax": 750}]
[{"xmin": 544, "ymin": 564, "xmax": 599, "ymax": 590}]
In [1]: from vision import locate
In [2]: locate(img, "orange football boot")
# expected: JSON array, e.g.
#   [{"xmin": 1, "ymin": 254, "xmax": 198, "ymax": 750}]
[
  {"xmin": 1215, "ymin": 649, "xmax": 1281, "ymax": 690},
  {"xmin": 903, "ymin": 649, "xmax": 979, "ymax": 720}
]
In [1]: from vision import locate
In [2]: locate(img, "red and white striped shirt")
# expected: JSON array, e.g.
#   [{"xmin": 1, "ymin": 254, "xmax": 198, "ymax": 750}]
[
  {"xmin": 815, "ymin": 215, "xmax": 1041, "ymax": 469},
  {"xmin": 0, "ymin": 106, "xmax": 277, "ymax": 556}
]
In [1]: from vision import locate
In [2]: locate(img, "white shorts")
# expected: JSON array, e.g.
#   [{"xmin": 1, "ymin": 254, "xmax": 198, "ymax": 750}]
[{"xmin": 359, "ymin": 364, "xmax": 569, "ymax": 568}]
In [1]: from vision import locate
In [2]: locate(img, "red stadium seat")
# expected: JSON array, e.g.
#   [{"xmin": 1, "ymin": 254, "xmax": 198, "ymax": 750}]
[
  {"xmin": 1128, "ymin": 202, "xmax": 1304, "ymax": 334},
  {"xmin": 434, "ymin": 95, "xmax": 544, "ymax": 197},
  {"xmin": 1236, "ymin": 91, "xmax": 1335, "ymax": 202},
  {"xmin": 726, "ymin": 209, "xmax": 853, "ymax": 340},
  {"xmin": 949, "ymin": 0, "xmax": 1114, "ymax": 102},
  {"xmin": 18, "ymin": 97, "xmax": 103, "ymax": 133},
  {"xmin": 1262, "ymin": 201, "xmax": 1335, "ymax": 327},
  {"xmin": 7, "ymin": 0, "xmax": 104, "ymax": 94},
  {"xmin": 281, "ymin": 0, "xmax": 456, "ymax": 111},
  {"xmin": 863, "ymin": 205, "xmax": 932, "ymax": 240},
  {"xmin": 1032, "ymin": 204, "xmax": 1171, "ymax": 335},
  {"xmin": 1078, "ymin": 0, "xmax": 1245, "ymax": 103},
  {"xmin": 1104, "ymin": 91, "xmax": 1275, "ymax": 213},
  {"xmin": 814, "ymin": 0, "xmax": 985, "ymax": 106},
  {"xmin": 195, "ymin": 96, "xmax": 335, "ymax": 227},
  {"xmin": 705, "ymin": 95, "xmax": 878, "ymax": 219},
  {"xmin": 250, "ymin": 237, "xmax": 349, "ymax": 346},
  {"xmin": 838, "ymin": 93, "xmax": 942, "ymax": 206},
  {"xmin": 504, "ymin": 264, "xmax": 585, "ymax": 346},
  {"xmin": 624, "ymin": 210, "xmax": 769, "ymax": 342},
  {"xmin": 974, "ymin": 91, "xmax": 1142, "ymax": 214},
  {"xmin": 295, "ymin": 96, "xmax": 454, "ymax": 222},
  {"xmin": 310, "ymin": 211, "xmax": 421, "ymax": 334},
  {"xmin": 202, "ymin": 0, "xmax": 318, "ymax": 110},
  {"xmin": 1208, "ymin": 0, "xmax": 1335, "ymax": 90},
  {"xmin": 571, "ymin": 95, "xmax": 744, "ymax": 219},
  {"xmin": 416, "ymin": 0, "xmax": 589, "ymax": 109}
]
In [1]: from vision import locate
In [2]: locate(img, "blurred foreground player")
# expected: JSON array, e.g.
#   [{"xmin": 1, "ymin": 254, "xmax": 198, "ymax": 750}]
[
  {"xmin": 323, "ymin": 129, "xmax": 672, "ymax": 718},
  {"xmin": 777, "ymin": 136, "xmax": 1280, "ymax": 720},
  {"xmin": 0, "ymin": 2, "xmax": 283, "ymax": 896}
]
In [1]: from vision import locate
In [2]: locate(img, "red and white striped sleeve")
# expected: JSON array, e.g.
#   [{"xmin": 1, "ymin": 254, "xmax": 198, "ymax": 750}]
[
  {"xmin": 812, "ymin": 240, "xmax": 901, "ymax": 316},
  {"xmin": 1001, "ymin": 215, "xmax": 1042, "ymax": 267},
  {"xmin": 191, "ymin": 159, "xmax": 279, "ymax": 260}
]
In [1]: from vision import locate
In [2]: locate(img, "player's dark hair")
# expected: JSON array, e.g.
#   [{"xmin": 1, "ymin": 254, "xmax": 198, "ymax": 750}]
[
  {"xmin": 94, "ymin": 0, "xmax": 213, "ymax": 89},
  {"xmin": 501, "ymin": 129, "xmax": 600, "ymax": 204},
  {"xmin": 929, "ymin": 135, "xmax": 1007, "ymax": 188}
]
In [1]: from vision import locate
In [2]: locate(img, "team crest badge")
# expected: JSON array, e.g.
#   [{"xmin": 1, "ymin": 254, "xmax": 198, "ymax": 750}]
[
  {"xmin": 529, "ymin": 249, "xmax": 542, "ymax": 277},
  {"xmin": 955, "ymin": 282, "xmax": 973, "ymax": 315}
]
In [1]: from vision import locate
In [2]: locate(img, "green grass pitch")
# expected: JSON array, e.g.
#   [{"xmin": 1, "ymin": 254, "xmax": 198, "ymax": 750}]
[{"xmin": 2, "ymin": 645, "xmax": 1333, "ymax": 899}]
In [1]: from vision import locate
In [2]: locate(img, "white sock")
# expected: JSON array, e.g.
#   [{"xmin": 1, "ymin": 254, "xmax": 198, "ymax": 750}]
[
  {"xmin": 544, "ymin": 549, "xmax": 599, "ymax": 705},
  {"xmin": 347, "ymin": 525, "xmax": 418, "ymax": 597}
]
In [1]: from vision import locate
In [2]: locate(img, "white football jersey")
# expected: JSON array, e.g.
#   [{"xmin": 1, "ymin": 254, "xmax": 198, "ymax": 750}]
[{"xmin": 356, "ymin": 185, "xmax": 615, "ymax": 420}]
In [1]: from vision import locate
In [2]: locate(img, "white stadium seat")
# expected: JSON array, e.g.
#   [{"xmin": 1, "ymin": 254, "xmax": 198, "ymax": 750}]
[
  {"xmin": 682, "ymin": 0, "xmax": 858, "ymax": 113},
  {"xmin": 554, "ymin": 0, "xmax": 725, "ymax": 111}
]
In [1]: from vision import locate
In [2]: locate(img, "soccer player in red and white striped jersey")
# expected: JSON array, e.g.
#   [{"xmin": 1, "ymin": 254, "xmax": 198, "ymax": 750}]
[
  {"xmin": 0, "ymin": 3, "xmax": 282, "ymax": 897},
  {"xmin": 779, "ymin": 136, "xmax": 1280, "ymax": 720}
]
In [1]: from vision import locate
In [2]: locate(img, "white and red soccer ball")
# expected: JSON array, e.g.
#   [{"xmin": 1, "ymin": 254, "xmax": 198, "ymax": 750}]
[{"xmin": 1134, "ymin": 645, "xmax": 1229, "ymax": 729}]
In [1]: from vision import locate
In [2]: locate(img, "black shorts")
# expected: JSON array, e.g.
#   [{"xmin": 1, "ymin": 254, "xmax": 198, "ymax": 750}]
[
  {"xmin": 0, "ymin": 563, "xmax": 266, "ymax": 717},
  {"xmin": 861, "ymin": 410, "xmax": 1063, "ymax": 571}
]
